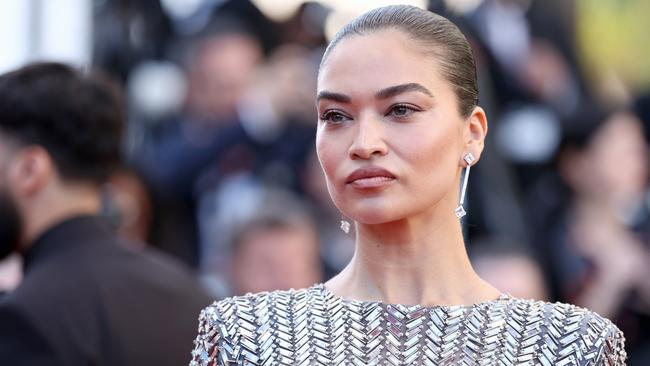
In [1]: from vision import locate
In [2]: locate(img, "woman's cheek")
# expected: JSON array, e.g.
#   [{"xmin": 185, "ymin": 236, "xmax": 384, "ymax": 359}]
[{"xmin": 317, "ymin": 139, "xmax": 340, "ymax": 183}]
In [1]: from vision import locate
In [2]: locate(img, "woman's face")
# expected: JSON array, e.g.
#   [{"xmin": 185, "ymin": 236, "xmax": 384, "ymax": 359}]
[
  {"xmin": 316, "ymin": 30, "xmax": 483, "ymax": 224},
  {"xmin": 583, "ymin": 112, "xmax": 648, "ymax": 203}
]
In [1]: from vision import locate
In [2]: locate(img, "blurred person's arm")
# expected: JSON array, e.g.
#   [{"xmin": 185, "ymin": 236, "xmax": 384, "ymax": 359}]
[
  {"xmin": 0, "ymin": 304, "xmax": 60, "ymax": 366},
  {"xmin": 571, "ymin": 229, "xmax": 646, "ymax": 319}
]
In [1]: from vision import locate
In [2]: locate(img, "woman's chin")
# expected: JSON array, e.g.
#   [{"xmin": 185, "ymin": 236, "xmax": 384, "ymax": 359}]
[{"xmin": 346, "ymin": 205, "xmax": 403, "ymax": 225}]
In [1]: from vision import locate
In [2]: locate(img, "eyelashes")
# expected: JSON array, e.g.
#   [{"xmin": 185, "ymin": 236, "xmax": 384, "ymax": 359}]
[
  {"xmin": 319, "ymin": 110, "xmax": 350, "ymax": 124},
  {"xmin": 386, "ymin": 104, "xmax": 419, "ymax": 118},
  {"xmin": 319, "ymin": 104, "xmax": 421, "ymax": 125}
]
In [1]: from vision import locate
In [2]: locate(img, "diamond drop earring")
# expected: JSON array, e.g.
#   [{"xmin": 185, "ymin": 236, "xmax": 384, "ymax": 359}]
[
  {"xmin": 455, "ymin": 153, "xmax": 475, "ymax": 218},
  {"xmin": 340, "ymin": 218, "xmax": 350, "ymax": 234}
]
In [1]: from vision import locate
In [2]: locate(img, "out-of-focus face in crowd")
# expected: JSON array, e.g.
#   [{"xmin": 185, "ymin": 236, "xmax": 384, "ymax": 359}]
[
  {"xmin": 230, "ymin": 220, "xmax": 322, "ymax": 295},
  {"xmin": 263, "ymin": 45, "xmax": 318, "ymax": 122},
  {"xmin": 562, "ymin": 111, "xmax": 648, "ymax": 207},
  {"xmin": 586, "ymin": 112, "xmax": 648, "ymax": 204},
  {"xmin": 185, "ymin": 33, "xmax": 262, "ymax": 122}
]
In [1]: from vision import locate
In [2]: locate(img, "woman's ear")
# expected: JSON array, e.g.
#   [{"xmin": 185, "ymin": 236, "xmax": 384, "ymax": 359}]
[
  {"xmin": 463, "ymin": 106, "xmax": 488, "ymax": 163},
  {"xmin": 8, "ymin": 146, "xmax": 53, "ymax": 198}
]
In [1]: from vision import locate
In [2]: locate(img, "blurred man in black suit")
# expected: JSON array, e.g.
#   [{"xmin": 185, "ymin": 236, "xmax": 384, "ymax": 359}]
[{"xmin": 0, "ymin": 62, "xmax": 212, "ymax": 366}]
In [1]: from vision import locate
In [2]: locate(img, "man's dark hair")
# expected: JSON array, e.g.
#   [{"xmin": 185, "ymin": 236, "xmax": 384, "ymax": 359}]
[{"xmin": 0, "ymin": 62, "xmax": 124, "ymax": 184}]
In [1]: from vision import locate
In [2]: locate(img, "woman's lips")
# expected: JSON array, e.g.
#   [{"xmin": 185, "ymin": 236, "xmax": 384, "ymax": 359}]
[{"xmin": 346, "ymin": 167, "xmax": 396, "ymax": 189}]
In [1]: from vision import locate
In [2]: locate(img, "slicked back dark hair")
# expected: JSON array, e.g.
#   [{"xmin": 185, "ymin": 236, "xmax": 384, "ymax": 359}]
[
  {"xmin": 0, "ymin": 62, "xmax": 124, "ymax": 184},
  {"xmin": 320, "ymin": 5, "xmax": 478, "ymax": 118}
]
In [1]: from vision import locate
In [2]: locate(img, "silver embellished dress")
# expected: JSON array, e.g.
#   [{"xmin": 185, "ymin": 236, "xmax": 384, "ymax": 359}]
[{"xmin": 190, "ymin": 284, "xmax": 626, "ymax": 365}]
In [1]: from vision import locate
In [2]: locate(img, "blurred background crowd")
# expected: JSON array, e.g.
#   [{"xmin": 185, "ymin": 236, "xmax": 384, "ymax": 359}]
[{"xmin": 0, "ymin": 0, "xmax": 649, "ymax": 363}]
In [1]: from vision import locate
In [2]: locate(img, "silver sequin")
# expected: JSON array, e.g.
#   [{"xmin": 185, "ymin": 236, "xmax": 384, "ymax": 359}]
[{"xmin": 190, "ymin": 284, "xmax": 626, "ymax": 365}]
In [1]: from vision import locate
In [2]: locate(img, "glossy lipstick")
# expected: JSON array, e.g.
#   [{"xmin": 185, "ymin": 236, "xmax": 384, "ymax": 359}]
[{"xmin": 346, "ymin": 166, "xmax": 396, "ymax": 189}]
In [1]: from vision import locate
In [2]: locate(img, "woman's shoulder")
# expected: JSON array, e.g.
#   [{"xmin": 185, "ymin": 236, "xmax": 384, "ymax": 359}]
[
  {"xmin": 190, "ymin": 287, "xmax": 312, "ymax": 365},
  {"xmin": 194, "ymin": 286, "xmax": 314, "ymax": 336},
  {"xmin": 505, "ymin": 296, "xmax": 621, "ymax": 329},
  {"xmin": 501, "ymin": 296, "xmax": 627, "ymax": 363}
]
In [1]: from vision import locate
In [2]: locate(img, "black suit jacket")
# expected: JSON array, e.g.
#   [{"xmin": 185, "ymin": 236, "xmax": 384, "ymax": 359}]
[{"xmin": 0, "ymin": 216, "xmax": 213, "ymax": 366}]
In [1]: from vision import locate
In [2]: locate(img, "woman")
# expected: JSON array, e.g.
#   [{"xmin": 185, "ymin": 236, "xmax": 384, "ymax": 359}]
[
  {"xmin": 541, "ymin": 107, "xmax": 648, "ymax": 362},
  {"xmin": 190, "ymin": 5, "xmax": 626, "ymax": 365}
]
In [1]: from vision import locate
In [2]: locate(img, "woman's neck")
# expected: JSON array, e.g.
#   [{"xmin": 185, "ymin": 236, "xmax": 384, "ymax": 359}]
[{"xmin": 325, "ymin": 209, "xmax": 500, "ymax": 307}]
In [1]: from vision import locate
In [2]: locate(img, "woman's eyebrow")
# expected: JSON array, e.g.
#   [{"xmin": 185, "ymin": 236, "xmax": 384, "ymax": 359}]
[
  {"xmin": 316, "ymin": 83, "xmax": 432, "ymax": 104},
  {"xmin": 316, "ymin": 91, "xmax": 351, "ymax": 103},
  {"xmin": 375, "ymin": 83, "xmax": 433, "ymax": 99}
]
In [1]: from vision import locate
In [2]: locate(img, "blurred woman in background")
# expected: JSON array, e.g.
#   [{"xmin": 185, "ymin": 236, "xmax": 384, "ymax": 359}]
[{"xmin": 542, "ymin": 106, "xmax": 650, "ymax": 364}]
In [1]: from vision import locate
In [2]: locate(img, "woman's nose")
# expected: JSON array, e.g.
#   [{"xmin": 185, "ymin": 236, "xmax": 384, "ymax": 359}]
[{"xmin": 348, "ymin": 116, "xmax": 388, "ymax": 160}]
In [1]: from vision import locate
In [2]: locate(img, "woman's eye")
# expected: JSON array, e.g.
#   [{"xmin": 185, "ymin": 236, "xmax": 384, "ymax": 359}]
[
  {"xmin": 320, "ymin": 111, "xmax": 349, "ymax": 124},
  {"xmin": 388, "ymin": 104, "xmax": 417, "ymax": 118}
]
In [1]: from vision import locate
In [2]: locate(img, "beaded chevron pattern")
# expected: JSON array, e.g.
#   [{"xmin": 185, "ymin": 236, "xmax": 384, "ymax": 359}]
[{"xmin": 190, "ymin": 284, "xmax": 626, "ymax": 366}]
